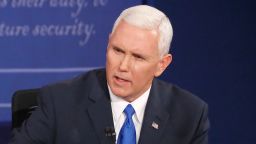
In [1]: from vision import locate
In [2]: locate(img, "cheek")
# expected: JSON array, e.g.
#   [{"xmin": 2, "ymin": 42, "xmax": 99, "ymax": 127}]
[
  {"xmin": 132, "ymin": 66, "xmax": 150, "ymax": 80},
  {"xmin": 133, "ymin": 62, "xmax": 157, "ymax": 73},
  {"xmin": 107, "ymin": 56, "xmax": 123, "ymax": 76},
  {"xmin": 107, "ymin": 52, "xmax": 116, "ymax": 67},
  {"xmin": 133, "ymin": 63, "xmax": 158, "ymax": 80}
]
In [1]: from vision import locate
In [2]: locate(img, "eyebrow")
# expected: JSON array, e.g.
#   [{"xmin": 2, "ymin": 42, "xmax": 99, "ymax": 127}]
[
  {"xmin": 113, "ymin": 46, "xmax": 125, "ymax": 53},
  {"xmin": 112, "ymin": 45, "xmax": 148, "ymax": 60},
  {"xmin": 132, "ymin": 52, "xmax": 145, "ymax": 59}
]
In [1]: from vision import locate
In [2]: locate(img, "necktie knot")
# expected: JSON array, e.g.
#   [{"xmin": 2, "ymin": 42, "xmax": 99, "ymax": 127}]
[{"xmin": 124, "ymin": 104, "xmax": 135, "ymax": 119}]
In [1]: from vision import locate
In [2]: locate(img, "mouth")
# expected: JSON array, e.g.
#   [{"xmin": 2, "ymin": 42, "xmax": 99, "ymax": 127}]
[{"xmin": 114, "ymin": 75, "xmax": 130, "ymax": 84}]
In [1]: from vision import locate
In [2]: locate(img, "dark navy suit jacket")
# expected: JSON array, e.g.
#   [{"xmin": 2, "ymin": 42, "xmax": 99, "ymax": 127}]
[{"xmin": 10, "ymin": 69, "xmax": 209, "ymax": 144}]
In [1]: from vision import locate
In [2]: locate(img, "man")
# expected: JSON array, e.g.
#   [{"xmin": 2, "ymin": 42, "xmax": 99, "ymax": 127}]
[{"xmin": 10, "ymin": 5, "xmax": 209, "ymax": 144}]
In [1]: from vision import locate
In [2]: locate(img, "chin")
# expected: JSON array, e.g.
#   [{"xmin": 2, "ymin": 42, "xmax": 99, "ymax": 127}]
[
  {"xmin": 112, "ymin": 89, "xmax": 125, "ymax": 97},
  {"xmin": 111, "ymin": 87, "xmax": 128, "ymax": 98}
]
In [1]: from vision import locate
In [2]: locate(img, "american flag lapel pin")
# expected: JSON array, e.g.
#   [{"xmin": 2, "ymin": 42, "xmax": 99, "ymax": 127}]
[{"xmin": 152, "ymin": 121, "xmax": 159, "ymax": 129}]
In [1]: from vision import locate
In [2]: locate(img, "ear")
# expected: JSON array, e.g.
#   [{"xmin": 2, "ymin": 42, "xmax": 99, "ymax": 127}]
[{"xmin": 154, "ymin": 54, "xmax": 172, "ymax": 77}]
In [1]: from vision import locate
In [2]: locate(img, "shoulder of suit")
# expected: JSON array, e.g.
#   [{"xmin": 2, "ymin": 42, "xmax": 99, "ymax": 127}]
[
  {"xmin": 42, "ymin": 68, "xmax": 105, "ymax": 89},
  {"xmin": 37, "ymin": 68, "xmax": 106, "ymax": 107},
  {"xmin": 39, "ymin": 68, "xmax": 105, "ymax": 101},
  {"xmin": 153, "ymin": 78, "xmax": 207, "ymax": 109}
]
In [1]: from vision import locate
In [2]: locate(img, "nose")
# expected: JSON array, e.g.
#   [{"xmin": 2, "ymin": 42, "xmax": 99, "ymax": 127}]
[{"xmin": 119, "ymin": 55, "xmax": 131, "ymax": 72}]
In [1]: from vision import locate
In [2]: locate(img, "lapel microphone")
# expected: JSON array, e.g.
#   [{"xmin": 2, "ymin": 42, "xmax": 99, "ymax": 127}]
[{"xmin": 104, "ymin": 127, "xmax": 116, "ymax": 144}]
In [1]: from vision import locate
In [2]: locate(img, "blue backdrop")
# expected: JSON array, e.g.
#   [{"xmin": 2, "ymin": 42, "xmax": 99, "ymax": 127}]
[
  {"xmin": 150, "ymin": 0, "xmax": 256, "ymax": 144},
  {"xmin": 0, "ymin": 0, "xmax": 141, "ymax": 143},
  {"xmin": 0, "ymin": 0, "xmax": 141, "ymax": 121},
  {"xmin": 1, "ymin": 0, "xmax": 256, "ymax": 143}
]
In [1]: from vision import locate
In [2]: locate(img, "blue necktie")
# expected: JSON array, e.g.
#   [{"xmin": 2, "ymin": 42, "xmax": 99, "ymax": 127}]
[{"xmin": 117, "ymin": 104, "xmax": 136, "ymax": 144}]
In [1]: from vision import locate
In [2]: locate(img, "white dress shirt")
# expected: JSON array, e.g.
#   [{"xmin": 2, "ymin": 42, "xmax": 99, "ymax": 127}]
[{"xmin": 108, "ymin": 86, "xmax": 151, "ymax": 143}]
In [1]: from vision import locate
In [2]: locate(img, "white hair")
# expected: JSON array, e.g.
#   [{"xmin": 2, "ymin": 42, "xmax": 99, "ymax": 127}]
[{"xmin": 112, "ymin": 5, "xmax": 173, "ymax": 57}]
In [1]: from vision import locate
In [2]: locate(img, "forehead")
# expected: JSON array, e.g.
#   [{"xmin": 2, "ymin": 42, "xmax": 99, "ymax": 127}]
[{"xmin": 110, "ymin": 21, "xmax": 159, "ymax": 55}]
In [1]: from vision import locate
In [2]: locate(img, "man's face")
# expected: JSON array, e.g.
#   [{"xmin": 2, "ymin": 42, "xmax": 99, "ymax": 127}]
[{"xmin": 106, "ymin": 21, "xmax": 171, "ymax": 102}]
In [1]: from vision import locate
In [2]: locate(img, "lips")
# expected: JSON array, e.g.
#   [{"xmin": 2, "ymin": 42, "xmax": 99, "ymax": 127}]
[{"xmin": 114, "ymin": 75, "xmax": 131, "ymax": 85}]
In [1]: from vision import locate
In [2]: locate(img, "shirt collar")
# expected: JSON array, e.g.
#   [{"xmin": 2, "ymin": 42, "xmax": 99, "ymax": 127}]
[{"xmin": 108, "ymin": 85, "xmax": 151, "ymax": 124}]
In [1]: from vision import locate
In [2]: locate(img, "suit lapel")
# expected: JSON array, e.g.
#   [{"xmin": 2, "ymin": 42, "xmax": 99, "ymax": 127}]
[
  {"xmin": 84, "ymin": 71, "xmax": 172, "ymax": 144},
  {"xmin": 138, "ymin": 79, "xmax": 170, "ymax": 144},
  {"xmin": 86, "ymin": 71, "xmax": 115, "ymax": 144}
]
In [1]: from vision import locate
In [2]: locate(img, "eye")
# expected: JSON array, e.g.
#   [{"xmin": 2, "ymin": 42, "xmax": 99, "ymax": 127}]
[
  {"xmin": 133, "ymin": 54, "xmax": 145, "ymax": 61},
  {"xmin": 113, "ymin": 47, "xmax": 123, "ymax": 54}
]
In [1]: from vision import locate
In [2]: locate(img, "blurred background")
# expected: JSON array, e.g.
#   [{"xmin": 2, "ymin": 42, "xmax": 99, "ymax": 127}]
[{"xmin": 0, "ymin": 0, "xmax": 255, "ymax": 143}]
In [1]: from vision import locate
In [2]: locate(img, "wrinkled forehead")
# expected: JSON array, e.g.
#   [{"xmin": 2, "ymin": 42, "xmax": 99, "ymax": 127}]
[{"xmin": 109, "ymin": 21, "xmax": 160, "ymax": 57}]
